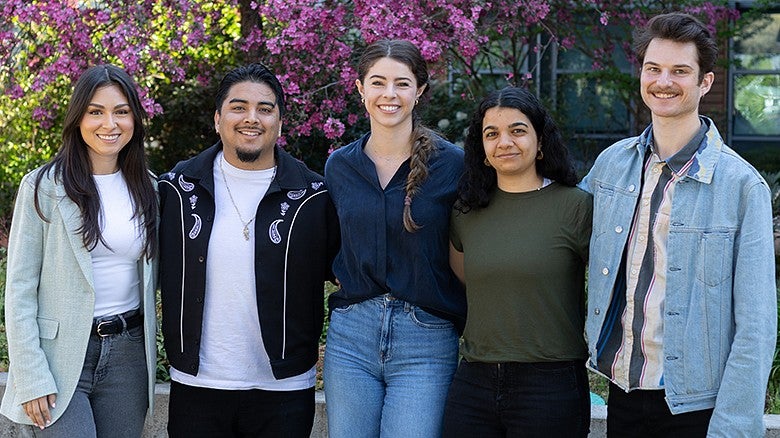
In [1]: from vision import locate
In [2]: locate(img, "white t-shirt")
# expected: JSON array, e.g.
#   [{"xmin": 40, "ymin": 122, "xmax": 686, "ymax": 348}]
[
  {"xmin": 171, "ymin": 152, "xmax": 315, "ymax": 391},
  {"xmin": 91, "ymin": 171, "xmax": 142, "ymax": 317}
]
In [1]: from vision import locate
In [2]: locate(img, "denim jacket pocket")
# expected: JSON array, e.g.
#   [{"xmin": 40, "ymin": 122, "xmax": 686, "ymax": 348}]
[
  {"xmin": 695, "ymin": 231, "xmax": 734, "ymax": 287},
  {"xmin": 592, "ymin": 183, "xmax": 616, "ymax": 237}
]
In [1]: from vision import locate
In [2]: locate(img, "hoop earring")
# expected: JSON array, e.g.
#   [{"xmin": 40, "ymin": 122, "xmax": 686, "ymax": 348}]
[
  {"xmin": 484, "ymin": 157, "xmax": 491, "ymax": 167},
  {"xmin": 415, "ymin": 99, "xmax": 419, "ymax": 106},
  {"xmin": 536, "ymin": 149, "xmax": 544, "ymax": 160},
  {"xmin": 361, "ymin": 97, "xmax": 365, "ymax": 104}
]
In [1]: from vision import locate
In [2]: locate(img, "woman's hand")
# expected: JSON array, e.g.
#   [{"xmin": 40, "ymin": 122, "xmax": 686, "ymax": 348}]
[{"xmin": 22, "ymin": 394, "xmax": 56, "ymax": 429}]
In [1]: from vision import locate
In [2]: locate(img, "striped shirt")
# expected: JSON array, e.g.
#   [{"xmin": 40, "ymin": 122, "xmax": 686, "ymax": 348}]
[{"xmin": 597, "ymin": 122, "xmax": 707, "ymax": 390}]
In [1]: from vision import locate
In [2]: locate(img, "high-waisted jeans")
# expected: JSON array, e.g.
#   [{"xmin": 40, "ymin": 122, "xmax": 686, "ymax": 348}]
[
  {"xmin": 323, "ymin": 294, "xmax": 459, "ymax": 438},
  {"xmin": 32, "ymin": 323, "xmax": 148, "ymax": 437}
]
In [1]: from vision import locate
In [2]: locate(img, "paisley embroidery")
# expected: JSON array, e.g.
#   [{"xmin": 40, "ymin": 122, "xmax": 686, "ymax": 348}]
[
  {"xmin": 269, "ymin": 219, "xmax": 283, "ymax": 244},
  {"xmin": 280, "ymin": 202, "xmax": 290, "ymax": 216},
  {"xmin": 178, "ymin": 174, "xmax": 195, "ymax": 192},
  {"xmin": 287, "ymin": 189, "xmax": 306, "ymax": 200},
  {"xmin": 189, "ymin": 214, "xmax": 202, "ymax": 239},
  {"xmin": 311, "ymin": 181, "xmax": 324, "ymax": 190},
  {"xmin": 189, "ymin": 195, "xmax": 198, "ymax": 210}
]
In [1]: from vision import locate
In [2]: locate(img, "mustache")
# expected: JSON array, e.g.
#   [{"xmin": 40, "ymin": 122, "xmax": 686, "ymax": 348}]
[{"xmin": 648, "ymin": 87, "xmax": 681, "ymax": 94}]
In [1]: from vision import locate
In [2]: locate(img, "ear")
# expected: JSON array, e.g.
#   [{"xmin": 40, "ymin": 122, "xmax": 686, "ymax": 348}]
[
  {"xmin": 699, "ymin": 71, "xmax": 714, "ymax": 96},
  {"xmin": 213, "ymin": 111, "xmax": 220, "ymax": 134},
  {"xmin": 355, "ymin": 79, "xmax": 364, "ymax": 98},
  {"xmin": 417, "ymin": 83, "xmax": 427, "ymax": 98}
]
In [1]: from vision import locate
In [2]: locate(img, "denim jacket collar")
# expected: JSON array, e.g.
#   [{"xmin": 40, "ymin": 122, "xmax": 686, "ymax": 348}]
[{"xmin": 629, "ymin": 116, "xmax": 724, "ymax": 185}]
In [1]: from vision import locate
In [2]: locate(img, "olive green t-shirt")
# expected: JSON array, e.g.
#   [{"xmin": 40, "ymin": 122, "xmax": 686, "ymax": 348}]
[{"xmin": 451, "ymin": 182, "xmax": 593, "ymax": 363}]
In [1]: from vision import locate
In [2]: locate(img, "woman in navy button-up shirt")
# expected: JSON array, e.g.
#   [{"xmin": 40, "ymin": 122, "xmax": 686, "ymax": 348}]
[{"xmin": 323, "ymin": 39, "xmax": 466, "ymax": 438}]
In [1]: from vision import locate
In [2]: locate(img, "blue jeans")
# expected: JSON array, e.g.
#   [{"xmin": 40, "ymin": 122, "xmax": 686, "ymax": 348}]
[
  {"xmin": 442, "ymin": 359, "xmax": 590, "ymax": 437},
  {"xmin": 32, "ymin": 324, "xmax": 148, "ymax": 438},
  {"xmin": 323, "ymin": 295, "xmax": 459, "ymax": 438}
]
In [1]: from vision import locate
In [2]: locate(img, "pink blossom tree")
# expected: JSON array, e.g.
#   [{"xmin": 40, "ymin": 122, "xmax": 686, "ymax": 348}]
[{"xmin": 0, "ymin": 0, "xmax": 742, "ymax": 220}]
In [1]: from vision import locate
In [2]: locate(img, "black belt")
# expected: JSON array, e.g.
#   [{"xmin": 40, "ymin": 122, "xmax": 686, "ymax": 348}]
[{"xmin": 91, "ymin": 309, "xmax": 143, "ymax": 337}]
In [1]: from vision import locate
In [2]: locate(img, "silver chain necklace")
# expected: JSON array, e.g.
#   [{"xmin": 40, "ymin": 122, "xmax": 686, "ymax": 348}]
[{"xmin": 219, "ymin": 155, "xmax": 276, "ymax": 241}]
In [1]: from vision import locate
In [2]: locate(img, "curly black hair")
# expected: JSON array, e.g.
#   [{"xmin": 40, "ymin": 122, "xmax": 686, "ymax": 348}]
[{"xmin": 455, "ymin": 87, "xmax": 577, "ymax": 213}]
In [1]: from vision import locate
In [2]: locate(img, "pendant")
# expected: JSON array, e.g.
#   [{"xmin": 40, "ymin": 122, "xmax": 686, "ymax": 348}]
[{"xmin": 243, "ymin": 225, "xmax": 250, "ymax": 241}]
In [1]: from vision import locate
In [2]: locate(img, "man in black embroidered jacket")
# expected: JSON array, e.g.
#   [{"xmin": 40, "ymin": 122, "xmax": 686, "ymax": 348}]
[{"xmin": 158, "ymin": 63, "xmax": 339, "ymax": 437}]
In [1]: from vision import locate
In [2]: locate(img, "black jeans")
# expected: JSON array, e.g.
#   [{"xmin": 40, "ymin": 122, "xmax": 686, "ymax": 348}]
[
  {"xmin": 607, "ymin": 382, "xmax": 713, "ymax": 437},
  {"xmin": 442, "ymin": 359, "xmax": 590, "ymax": 437},
  {"xmin": 167, "ymin": 381, "xmax": 314, "ymax": 438}
]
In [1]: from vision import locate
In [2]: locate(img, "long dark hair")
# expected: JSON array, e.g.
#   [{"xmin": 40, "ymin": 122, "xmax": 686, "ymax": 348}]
[
  {"xmin": 456, "ymin": 87, "xmax": 577, "ymax": 213},
  {"xmin": 34, "ymin": 64, "xmax": 158, "ymax": 259},
  {"xmin": 357, "ymin": 39, "xmax": 434, "ymax": 232}
]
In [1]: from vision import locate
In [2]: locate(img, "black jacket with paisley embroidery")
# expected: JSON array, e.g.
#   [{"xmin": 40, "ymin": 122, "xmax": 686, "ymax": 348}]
[{"xmin": 158, "ymin": 142, "xmax": 339, "ymax": 380}]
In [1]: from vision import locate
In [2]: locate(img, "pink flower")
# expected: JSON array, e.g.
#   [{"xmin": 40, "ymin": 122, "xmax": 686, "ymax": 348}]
[
  {"xmin": 6, "ymin": 84, "xmax": 23, "ymax": 99},
  {"xmin": 323, "ymin": 117, "xmax": 345, "ymax": 139}
]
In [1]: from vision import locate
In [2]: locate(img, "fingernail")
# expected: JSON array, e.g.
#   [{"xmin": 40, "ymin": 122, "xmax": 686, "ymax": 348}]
[{"xmin": 51, "ymin": 402, "xmax": 56, "ymax": 408}]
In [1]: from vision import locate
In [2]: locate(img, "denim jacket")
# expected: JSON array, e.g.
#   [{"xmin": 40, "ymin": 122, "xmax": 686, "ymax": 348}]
[{"xmin": 579, "ymin": 118, "xmax": 776, "ymax": 437}]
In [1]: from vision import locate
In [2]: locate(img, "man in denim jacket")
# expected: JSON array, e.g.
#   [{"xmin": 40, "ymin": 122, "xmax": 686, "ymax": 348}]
[{"xmin": 580, "ymin": 12, "xmax": 776, "ymax": 436}]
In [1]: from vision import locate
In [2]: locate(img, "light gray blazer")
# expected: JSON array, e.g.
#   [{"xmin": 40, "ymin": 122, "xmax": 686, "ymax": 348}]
[{"xmin": 0, "ymin": 167, "xmax": 158, "ymax": 426}]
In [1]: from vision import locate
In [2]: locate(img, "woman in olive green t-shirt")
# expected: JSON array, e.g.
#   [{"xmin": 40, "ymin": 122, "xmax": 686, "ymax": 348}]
[{"xmin": 442, "ymin": 87, "xmax": 593, "ymax": 438}]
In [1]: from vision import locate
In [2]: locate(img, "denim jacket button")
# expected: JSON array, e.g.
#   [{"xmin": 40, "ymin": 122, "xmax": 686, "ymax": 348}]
[
  {"xmin": 615, "ymin": 226, "xmax": 623, "ymax": 233},
  {"xmin": 628, "ymin": 184, "xmax": 636, "ymax": 192},
  {"xmin": 594, "ymin": 308, "xmax": 601, "ymax": 315},
  {"xmin": 602, "ymin": 267, "xmax": 609, "ymax": 276}
]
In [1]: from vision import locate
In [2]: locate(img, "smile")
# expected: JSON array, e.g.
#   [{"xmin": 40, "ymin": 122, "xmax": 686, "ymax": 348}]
[
  {"xmin": 652, "ymin": 92, "xmax": 679, "ymax": 99},
  {"xmin": 378, "ymin": 105, "xmax": 400, "ymax": 112},
  {"xmin": 96, "ymin": 134, "xmax": 120, "ymax": 141},
  {"xmin": 237, "ymin": 129, "xmax": 262, "ymax": 137}
]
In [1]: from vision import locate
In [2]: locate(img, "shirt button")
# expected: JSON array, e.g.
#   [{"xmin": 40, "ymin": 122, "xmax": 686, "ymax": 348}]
[
  {"xmin": 653, "ymin": 167, "xmax": 661, "ymax": 174},
  {"xmin": 628, "ymin": 184, "xmax": 636, "ymax": 192},
  {"xmin": 602, "ymin": 267, "xmax": 609, "ymax": 276},
  {"xmin": 639, "ymin": 235, "xmax": 645, "ymax": 241},
  {"xmin": 594, "ymin": 308, "xmax": 601, "ymax": 315},
  {"xmin": 615, "ymin": 226, "xmax": 623, "ymax": 233},
  {"xmin": 643, "ymin": 200, "xmax": 650, "ymax": 206},
  {"xmin": 198, "ymin": 256, "xmax": 205, "ymax": 263},
  {"xmin": 631, "ymin": 268, "xmax": 638, "ymax": 276}
]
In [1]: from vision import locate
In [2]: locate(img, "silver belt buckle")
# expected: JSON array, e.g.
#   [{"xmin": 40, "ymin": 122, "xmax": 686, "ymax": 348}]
[{"xmin": 96, "ymin": 320, "xmax": 112, "ymax": 337}]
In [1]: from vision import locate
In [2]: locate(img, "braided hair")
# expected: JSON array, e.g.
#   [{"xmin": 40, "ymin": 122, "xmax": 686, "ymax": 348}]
[{"xmin": 357, "ymin": 40, "xmax": 435, "ymax": 232}]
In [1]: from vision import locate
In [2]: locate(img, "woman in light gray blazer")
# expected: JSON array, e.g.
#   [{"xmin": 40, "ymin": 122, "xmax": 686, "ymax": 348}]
[{"xmin": 1, "ymin": 65, "xmax": 158, "ymax": 437}]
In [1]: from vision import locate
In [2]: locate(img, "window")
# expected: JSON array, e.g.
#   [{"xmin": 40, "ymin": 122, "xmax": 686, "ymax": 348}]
[
  {"xmin": 548, "ymin": 24, "xmax": 634, "ymax": 163},
  {"xmin": 729, "ymin": 8, "xmax": 780, "ymax": 149}
]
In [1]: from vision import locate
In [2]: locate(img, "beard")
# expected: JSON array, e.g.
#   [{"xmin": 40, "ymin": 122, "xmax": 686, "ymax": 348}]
[{"xmin": 235, "ymin": 147, "xmax": 263, "ymax": 163}]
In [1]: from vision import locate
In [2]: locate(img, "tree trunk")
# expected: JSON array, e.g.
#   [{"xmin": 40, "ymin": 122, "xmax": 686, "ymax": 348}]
[{"xmin": 239, "ymin": 0, "xmax": 263, "ymax": 62}]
